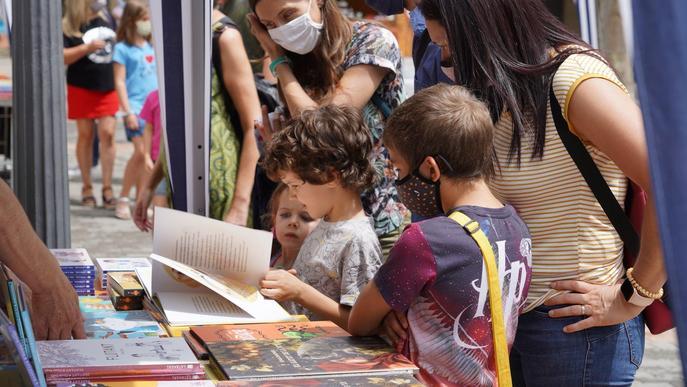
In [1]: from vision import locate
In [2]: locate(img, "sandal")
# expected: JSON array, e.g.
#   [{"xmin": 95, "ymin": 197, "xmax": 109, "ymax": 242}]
[
  {"xmin": 102, "ymin": 186, "xmax": 117, "ymax": 210},
  {"xmin": 81, "ymin": 185, "xmax": 96, "ymax": 208}
]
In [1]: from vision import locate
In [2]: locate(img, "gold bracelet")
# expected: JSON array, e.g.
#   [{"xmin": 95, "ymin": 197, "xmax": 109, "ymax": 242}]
[{"xmin": 626, "ymin": 267, "xmax": 664, "ymax": 300}]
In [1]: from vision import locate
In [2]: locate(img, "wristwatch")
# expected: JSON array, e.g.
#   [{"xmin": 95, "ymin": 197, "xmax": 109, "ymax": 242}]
[{"xmin": 621, "ymin": 278, "xmax": 654, "ymax": 307}]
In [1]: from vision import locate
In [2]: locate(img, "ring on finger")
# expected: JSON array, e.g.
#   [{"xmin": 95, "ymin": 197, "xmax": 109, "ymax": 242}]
[{"xmin": 580, "ymin": 305, "xmax": 588, "ymax": 316}]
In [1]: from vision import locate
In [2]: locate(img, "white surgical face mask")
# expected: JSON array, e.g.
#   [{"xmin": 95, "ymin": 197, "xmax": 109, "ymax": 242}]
[
  {"xmin": 268, "ymin": 0, "xmax": 323, "ymax": 55},
  {"xmin": 136, "ymin": 20, "xmax": 152, "ymax": 37}
]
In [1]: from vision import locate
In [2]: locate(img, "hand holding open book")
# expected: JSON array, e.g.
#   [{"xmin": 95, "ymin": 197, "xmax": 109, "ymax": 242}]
[{"xmin": 143, "ymin": 208, "xmax": 294, "ymax": 326}]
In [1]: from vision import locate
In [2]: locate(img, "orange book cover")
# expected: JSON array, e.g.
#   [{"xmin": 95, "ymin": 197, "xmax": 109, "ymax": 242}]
[{"xmin": 190, "ymin": 321, "xmax": 348, "ymax": 345}]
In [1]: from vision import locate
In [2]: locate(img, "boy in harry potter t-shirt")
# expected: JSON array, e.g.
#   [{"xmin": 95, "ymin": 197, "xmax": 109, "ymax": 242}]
[{"xmin": 349, "ymin": 84, "xmax": 532, "ymax": 387}]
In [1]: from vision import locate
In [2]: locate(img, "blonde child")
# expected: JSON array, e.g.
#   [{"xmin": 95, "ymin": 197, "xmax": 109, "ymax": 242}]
[
  {"xmin": 266, "ymin": 183, "xmax": 319, "ymax": 269},
  {"xmin": 260, "ymin": 105, "xmax": 382, "ymax": 331}
]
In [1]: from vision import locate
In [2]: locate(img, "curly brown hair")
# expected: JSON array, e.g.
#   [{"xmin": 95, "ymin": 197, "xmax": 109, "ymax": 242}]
[{"xmin": 263, "ymin": 105, "xmax": 377, "ymax": 192}]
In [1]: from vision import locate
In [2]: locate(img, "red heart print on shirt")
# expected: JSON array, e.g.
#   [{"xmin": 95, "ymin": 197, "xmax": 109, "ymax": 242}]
[{"xmin": 145, "ymin": 55, "xmax": 154, "ymax": 64}]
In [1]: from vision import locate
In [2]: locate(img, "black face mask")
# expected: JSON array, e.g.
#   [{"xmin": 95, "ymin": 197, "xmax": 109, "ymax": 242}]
[{"xmin": 395, "ymin": 168, "xmax": 444, "ymax": 218}]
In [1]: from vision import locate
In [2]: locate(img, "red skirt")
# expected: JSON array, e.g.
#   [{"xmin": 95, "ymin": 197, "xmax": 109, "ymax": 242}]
[{"xmin": 67, "ymin": 85, "xmax": 119, "ymax": 119}]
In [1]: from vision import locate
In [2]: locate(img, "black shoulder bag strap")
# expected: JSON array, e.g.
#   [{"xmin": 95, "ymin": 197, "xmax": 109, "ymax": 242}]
[{"xmin": 548, "ymin": 87, "xmax": 640, "ymax": 257}]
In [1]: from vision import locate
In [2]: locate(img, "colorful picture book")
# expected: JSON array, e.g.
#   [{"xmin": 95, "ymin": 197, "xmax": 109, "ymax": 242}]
[
  {"xmin": 83, "ymin": 309, "xmax": 167, "ymax": 339},
  {"xmin": 216, "ymin": 373, "xmax": 425, "ymax": 386},
  {"xmin": 206, "ymin": 335, "xmax": 418, "ymax": 381},
  {"xmin": 190, "ymin": 321, "xmax": 348, "ymax": 344},
  {"xmin": 95, "ymin": 257, "xmax": 151, "ymax": 289},
  {"xmin": 37, "ymin": 337, "xmax": 205, "ymax": 384},
  {"xmin": 50, "ymin": 248, "xmax": 96, "ymax": 296},
  {"xmin": 147, "ymin": 208, "xmax": 292, "ymax": 326},
  {"xmin": 79, "ymin": 296, "xmax": 116, "ymax": 313}
]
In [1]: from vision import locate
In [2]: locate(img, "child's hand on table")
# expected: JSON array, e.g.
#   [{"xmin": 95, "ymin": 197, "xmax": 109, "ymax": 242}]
[{"xmin": 380, "ymin": 310, "xmax": 409, "ymax": 352}]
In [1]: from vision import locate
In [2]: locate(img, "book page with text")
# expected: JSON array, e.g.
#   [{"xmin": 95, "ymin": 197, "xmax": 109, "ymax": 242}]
[
  {"xmin": 150, "ymin": 255, "xmax": 291, "ymax": 322},
  {"xmin": 157, "ymin": 292, "xmax": 294, "ymax": 326},
  {"xmin": 153, "ymin": 208, "xmax": 272, "ymax": 286}
]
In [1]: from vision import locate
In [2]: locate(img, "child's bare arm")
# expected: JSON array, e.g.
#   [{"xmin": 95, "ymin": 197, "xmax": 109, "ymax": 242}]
[
  {"xmin": 143, "ymin": 123, "xmax": 154, "ymax": 168},
  {"xmin": 348, "ymin": 281, "xmax": 392, "ymax": 336},
  {"xmin": 260, "ymin": 269, "xmax": 352, "ymax": 331}
]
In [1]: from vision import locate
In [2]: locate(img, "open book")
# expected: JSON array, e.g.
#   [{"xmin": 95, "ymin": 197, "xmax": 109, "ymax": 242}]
[{"xmin": 143, "ymin": 208, "xmax": 292, "ymax": 326}]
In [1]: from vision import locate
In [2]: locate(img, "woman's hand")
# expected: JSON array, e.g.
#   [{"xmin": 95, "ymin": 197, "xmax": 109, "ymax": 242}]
[
  {"xmin": 260, "ymin": 269, "xmax": 304, "ymax": 302},
  {"xmin": 247, "ymin": 13, "xmax": 284, "ymax": 59},
  {"xmin": 133, "ymin": 186, "xmax": 154, "ymax": 232},
  {"xmin": 87, "ymin": 39, "xmax": 106, "ymax": 52},
  {"xmin": 545, "ymin": 280, "xmax": 643, "ymax": 333}
]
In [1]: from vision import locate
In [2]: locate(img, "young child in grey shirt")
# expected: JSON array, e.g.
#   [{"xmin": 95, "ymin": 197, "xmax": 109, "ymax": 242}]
[{"xmin": 260, "ymin": 105, "xmax": 382, "ymax": 331}]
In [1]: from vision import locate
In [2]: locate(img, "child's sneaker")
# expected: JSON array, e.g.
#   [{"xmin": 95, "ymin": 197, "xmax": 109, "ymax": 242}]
[{"xmin": 115, "ymin": 197, "xmax": 131, "ymax": 220}]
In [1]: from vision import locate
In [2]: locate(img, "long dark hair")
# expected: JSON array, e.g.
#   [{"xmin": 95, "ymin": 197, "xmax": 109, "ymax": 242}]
[
  {"xmin": 250, "ymin": 0, "xmax": 352, "ymax": 102},
  {"xmin": 420, "ymin": 0, "xmax": 596, "ymax": 164}
]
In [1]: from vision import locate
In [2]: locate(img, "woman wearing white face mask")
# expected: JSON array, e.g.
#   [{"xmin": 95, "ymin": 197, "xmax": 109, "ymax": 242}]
[
  {"xmin": 248, "ymin": 0, "xmax": 408, "ymax": 256},
  {"xmin": 111, "ymin": 0, "xmax": 158, "ymax": 220}
]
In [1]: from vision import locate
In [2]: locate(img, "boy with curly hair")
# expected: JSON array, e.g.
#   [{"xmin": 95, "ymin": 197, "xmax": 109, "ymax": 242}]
[{"xmin": 260, "ymin": 105, "xmax": 382, "ymax": 331}]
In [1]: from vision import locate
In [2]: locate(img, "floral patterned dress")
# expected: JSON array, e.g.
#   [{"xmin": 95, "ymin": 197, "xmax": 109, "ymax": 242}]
[{"xmin": 343, "ymin": 21, "xmax": 407, "ymax": 236}]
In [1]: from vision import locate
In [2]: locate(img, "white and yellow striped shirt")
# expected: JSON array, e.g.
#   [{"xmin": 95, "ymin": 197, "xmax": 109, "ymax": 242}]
[{"xmin": 489, "ymin": 53, "xmax": 629, "ymax": 312}]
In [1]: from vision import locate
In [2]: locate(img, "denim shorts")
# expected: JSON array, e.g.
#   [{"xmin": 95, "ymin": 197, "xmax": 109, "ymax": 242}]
[
  {"xmin": 154, "ymin": 177, "xmax": 167, "ymax": 197},
  {"xmin": 510, "ymin": 304, "xmax": 645, "ymax": 387},
  {"xmin": 124, "ymin": 116, "xmax": 145, "ymax": 141}
]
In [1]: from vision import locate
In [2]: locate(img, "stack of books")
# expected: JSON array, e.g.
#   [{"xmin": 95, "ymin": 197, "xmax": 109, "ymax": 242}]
[
  {"xmin": 50, "ymin": 248, "xmax": 96, "ymax": 296},
  {"xmin": 107, "ymin": 272, "xmax": 145, "ymax": 310},
  {"xmin": 37, "ymin": 337, "xmax": 206, "ymax": 384},
  {"xmin": 95, "ymin": 257, "xmax": 151, "ymax": 290}
]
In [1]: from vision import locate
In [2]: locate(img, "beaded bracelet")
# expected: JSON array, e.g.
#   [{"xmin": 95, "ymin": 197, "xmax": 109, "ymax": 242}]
[
  {"xmin": 269, "ymin": 55, "xmax": 291, "ymax": 77},
  {"xmin": 626, "ymin": 267, "xmax": 664, "ymax": 300}
]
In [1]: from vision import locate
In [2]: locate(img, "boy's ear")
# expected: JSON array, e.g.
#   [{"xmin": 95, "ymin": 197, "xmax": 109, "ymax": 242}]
[
  {"xmin": 324, "ymin": 170, "xmax": 340, "ymax": 188},
  {"xmin": 422, "ymin": 156, "xmax": 442, "ymax": 183}
]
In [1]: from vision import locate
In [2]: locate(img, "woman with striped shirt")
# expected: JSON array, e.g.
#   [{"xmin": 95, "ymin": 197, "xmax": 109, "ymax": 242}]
[{"xmin": 418, "ymin": 0, "xmax": 665, "ymax": 385}]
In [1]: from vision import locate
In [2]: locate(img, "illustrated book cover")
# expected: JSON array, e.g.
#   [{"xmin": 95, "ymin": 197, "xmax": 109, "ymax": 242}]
[
  {"xmin": 83, "ymin": 310, "xmax": 167, "ymax": 339},
  {"xmin": 191, "ymin": 321, "xmax": 348, "ymax": 345},
  {"xmin": 38, "ymin": 337, "xmax": 203, "ymax": 378},
  {"xmin": 207, "ymin": 335, "xmax": 418, "ymax": 380}
]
